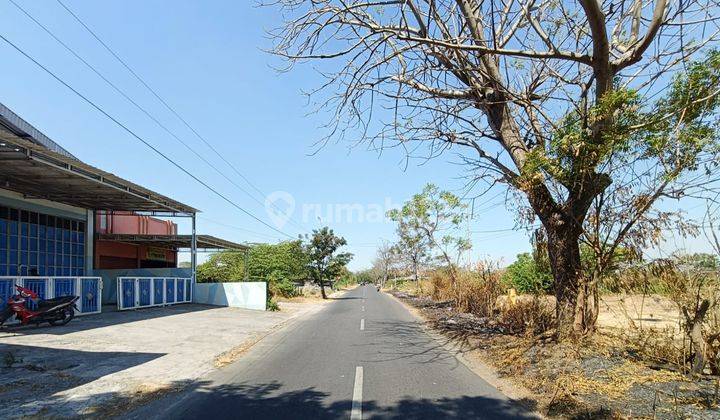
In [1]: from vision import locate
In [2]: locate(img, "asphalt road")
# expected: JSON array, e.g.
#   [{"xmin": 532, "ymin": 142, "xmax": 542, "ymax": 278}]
[{"xmin": 130, "ymin": 285, "xmax": 537, "ymax": 419}]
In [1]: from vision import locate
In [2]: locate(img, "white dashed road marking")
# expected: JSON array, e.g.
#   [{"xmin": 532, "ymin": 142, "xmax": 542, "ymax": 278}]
[
  {"xmin": 350, "ymin": 366, "xmax": 363, "ymax": 420},
  {"xmin": 360, "ymin": 319, "xmax": 365, "ymax": 331}
]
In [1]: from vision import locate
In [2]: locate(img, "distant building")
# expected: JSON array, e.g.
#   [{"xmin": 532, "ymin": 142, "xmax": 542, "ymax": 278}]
[{"xmin": 95, "ymin": 212, "xmax": 178, "ymax": 269}]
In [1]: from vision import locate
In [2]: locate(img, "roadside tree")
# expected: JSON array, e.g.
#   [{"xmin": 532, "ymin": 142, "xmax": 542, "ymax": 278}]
[
  {"xmin": 387, "ymin": 184, "xmax": 470, "ymax": 294},
  {"xmin": 390, "ymin": 212, "xmax": 431, "ymax": 290},
  {"xmin": 273, "ymin": 1, "xmax": 720, "ymax": 333},
  {"xmin": 304, "ymin": 227, "xmax": 353, "ymax": 299}
]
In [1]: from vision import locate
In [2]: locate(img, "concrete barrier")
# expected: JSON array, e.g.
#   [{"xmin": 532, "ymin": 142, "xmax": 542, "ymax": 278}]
[{"xmin": 194, "ymin": 282, "xmax": 266, "ymax": 311}]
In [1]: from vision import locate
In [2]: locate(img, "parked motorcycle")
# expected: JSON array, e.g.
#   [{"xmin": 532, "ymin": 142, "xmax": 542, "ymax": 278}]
[{"xmin": 0, "ymin": 285, "xmax": 78, "ymax": 327}]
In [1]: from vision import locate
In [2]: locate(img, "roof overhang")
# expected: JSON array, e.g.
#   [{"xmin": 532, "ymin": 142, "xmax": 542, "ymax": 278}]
[
  {"xmin": 0, "ymin": 109, "xmax": 197, "ymax": 215},
  {"xmin": 97, "ymin": 233, "xmax": 249, "ymax": 251}
]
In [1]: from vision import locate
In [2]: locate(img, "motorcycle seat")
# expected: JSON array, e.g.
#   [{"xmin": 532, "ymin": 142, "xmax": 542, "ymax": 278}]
[{"xmin": 37, "ymin": 296, "xmax": 76, "ymax": 309}]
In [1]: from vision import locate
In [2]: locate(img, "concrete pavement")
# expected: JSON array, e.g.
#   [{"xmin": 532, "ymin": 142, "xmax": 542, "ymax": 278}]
[
  {"xmin": 0, "ymin": 302, "xmax": 323, "ymax": 418},
  {"xmin": 129, "ymin": 285, "xmax": 537, "ymax": 419}
]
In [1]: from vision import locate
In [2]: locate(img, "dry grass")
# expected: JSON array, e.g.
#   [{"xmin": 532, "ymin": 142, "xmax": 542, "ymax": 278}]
[
  {"xmin": 455, "ymin": 268, "xmax": 506, "ymax": 318},
  {"xmin": 389, "ymin": 265, "xmax": 720, "ymax": 418},
  {"xmin": 82, "ymin": 382, "xmax": 184, "ymax": 418},
  {"xmin": 499, "ymin": 297, "xmax": 556, "ymax": 336},
  {"xmin": 557, "ymin": 361, "xmax": 686, "ymax": 400},
  {"xmin": 423, "ymin": 264, "xmax": 507, "ymax": 318},
  {"xmin": 214, "ymin": 332, "xmax": 264, "ymax": 368}
]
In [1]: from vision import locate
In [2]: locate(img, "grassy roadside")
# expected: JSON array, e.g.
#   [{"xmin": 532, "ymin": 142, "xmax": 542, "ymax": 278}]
[{"xmin": 388, "ymin": 288, "xmax": 720, "ymax": 419}]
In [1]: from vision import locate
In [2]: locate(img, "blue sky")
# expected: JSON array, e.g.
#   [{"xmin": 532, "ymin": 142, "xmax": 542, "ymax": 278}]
[{"xmin": 0, "ymin": 1, "xmax": 711, "ymax": 269}]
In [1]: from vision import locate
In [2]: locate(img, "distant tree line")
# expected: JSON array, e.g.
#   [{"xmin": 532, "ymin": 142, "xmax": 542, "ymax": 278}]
[{"xmin": 197, "ymin": 227, "xmax": 353, "ymax": 300}]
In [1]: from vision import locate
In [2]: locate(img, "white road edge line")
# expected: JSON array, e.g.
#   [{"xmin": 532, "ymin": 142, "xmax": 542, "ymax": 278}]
[
  {"xmin": 360, "ymin": 319, "xmax": 365, "ymax": 330},
  {"xmin": 350, "ymin": 366, "xmax": 363, "ymax": 420}
]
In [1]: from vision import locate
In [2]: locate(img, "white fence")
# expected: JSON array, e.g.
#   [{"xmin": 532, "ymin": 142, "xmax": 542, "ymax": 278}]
[
  {"xmin": 117, "ymin": 277, "xmax": 192, "ymax": 310},
  {"xmin": 0, "ymin": 276, "xmax": 103, "ymax": 315},
  {"xmin": 194, "ymin": 282, "xmax": 267, "ymax": 311}
]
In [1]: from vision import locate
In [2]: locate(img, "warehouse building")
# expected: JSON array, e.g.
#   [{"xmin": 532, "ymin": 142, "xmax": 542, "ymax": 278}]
[{"xmin": 0, "ymin": 102, "xmax": 247, "ymax": 314}]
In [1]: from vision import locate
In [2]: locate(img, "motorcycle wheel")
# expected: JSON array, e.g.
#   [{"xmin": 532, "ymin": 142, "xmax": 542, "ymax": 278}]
[
  {"xmin": 49, "ymin": 307, "xmax": 75, "ymax": 326},
  {"xmin": 0, "ymin": 307, "xmax": 14, "ymax": 325}
]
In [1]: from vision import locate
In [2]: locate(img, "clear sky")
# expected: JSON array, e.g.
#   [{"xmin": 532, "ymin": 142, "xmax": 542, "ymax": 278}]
[{"xmin": 0, "ymin": 1, "xmax": 711, "ymax": 270}]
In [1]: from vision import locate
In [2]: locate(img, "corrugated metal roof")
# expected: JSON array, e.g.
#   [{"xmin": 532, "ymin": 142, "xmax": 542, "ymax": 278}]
[
  {"xmin": 97, "ymin": 234, "xmax": 249, "ymax": 250},
  {"xmin": 0, "ymin": 103, "xmax": 76, "ymax": 159},
  {"xmin": 0, "ymin": 102, "xmax": 197, "ymax": 214}
]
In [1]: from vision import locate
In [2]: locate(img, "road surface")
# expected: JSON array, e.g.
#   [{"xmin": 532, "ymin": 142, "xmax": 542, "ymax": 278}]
[{"xmin": 129, "ymin": 285, "xmax": 536, "ymax": 419}]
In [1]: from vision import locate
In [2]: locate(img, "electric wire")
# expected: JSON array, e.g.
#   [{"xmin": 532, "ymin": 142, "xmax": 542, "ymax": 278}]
[
  {"xmin": 0, "ymin": 32, "xmax": 294, "ymax": 239},
  {"xmin": 8, "ymin": 0, "xmax": 307, "ymax": 237},
  {"xmin": 54, "ymin": 0, "xmax": 309, "ymax": 233}
]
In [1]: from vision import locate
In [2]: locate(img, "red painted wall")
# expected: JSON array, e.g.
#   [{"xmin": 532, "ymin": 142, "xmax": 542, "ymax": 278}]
[
  {"xmin": 94, "ymin": 212, "xmax": 178, "ymax": 269},
  {"xmin": 96, "ymin": 212, "xmax": 176, "ymax": 235}
]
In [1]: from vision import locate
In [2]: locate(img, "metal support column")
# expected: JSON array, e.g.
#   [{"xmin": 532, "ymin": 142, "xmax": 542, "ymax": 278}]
[
  {"xmin": 244, "ymin": 248, "xmax": 249, "ymax": 281},
  {"xmin": 191, "ymin": 213, "xmax": 197, "ymax": 298}
]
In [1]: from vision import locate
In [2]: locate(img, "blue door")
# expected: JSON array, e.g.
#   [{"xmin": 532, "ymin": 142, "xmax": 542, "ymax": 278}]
[
  {"xmin": 138, "ymin": 278, "xmax": 151, "ymax": 306},
  {"xmin": 176, "ymin": 280, "xmax": 184, "ymax": 303},
  {"xmin": 153, "ymin": 278, "xmax": 164, "ymax": 305},
  {"xmin": 0, "ymin": 279, "xmax": 14, "ymax": 312},
  {"xmin": 185, "ymin": 279, "xmax": 192, "ymax": 302},
  {"xmin": 54, "ymin": 278, "xmax": 75, "ymax": 298},
  {"xmin": 81, "ymin": 278, "xmax": 99, "ymax": 313},
  {"xmin": 23, "ymin": 279, "xmax": 46, "ymax": 310},
  {"xmin": 120, "ymin": 279, "xmax": 135, "ymax": 309},
  {"xmin": 165, "ymin": 279, "xmax": 175, "ymax": 304}
]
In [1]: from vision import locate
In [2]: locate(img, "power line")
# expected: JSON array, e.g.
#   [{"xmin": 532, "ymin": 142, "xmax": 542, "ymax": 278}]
[
  {"xmin": 54, "ymin": 0, "xmax": 309, "ymax": 233},
  {"xmin": 0, "ymin": 32, "xmax": 294, "ymax": 239},
  {"xmin": 8, "ymin": 0, "xmax": 307, "ymax": 236},
  {"xmin": 198, "ymin": 216, "xmax": 287, "ymax": 241}
]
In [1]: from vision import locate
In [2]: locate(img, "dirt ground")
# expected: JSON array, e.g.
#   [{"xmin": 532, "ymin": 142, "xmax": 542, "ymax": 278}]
[
  {"xmin": 390, "ymin": 290, "xmax": 720, "ymax": 419},
  {"xmin": 0, "ymin": 301, "xmax": 326, "ymax": 419},
  {"xmin": 598, "ymin": 294, "xmax": 682, "ymax": 333}
]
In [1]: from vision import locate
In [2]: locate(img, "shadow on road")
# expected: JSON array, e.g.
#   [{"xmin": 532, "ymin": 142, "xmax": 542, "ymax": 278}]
[
  {"xmin": 360, "ymin": 320, "xmax": 458, "ymax": 365},
  {"xmin": 128, "ymin": 380, "xmax": 538, "ymax": 420}
]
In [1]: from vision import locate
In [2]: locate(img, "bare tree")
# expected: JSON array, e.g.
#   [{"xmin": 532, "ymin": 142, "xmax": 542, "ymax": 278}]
[
  {"xmin": 271, "ymin": 0, "xmax": 720, "ymax": 333},
  {"xmin": 373, "ymin": 241, "xmax": 397, "ymax": 288}
]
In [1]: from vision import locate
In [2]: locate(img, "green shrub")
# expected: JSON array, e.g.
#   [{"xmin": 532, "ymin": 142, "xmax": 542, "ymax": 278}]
[
  {"xmin": 266, "ymin": 297, "xmax": 280, "ymax": 311},
  {"xmin": 267, "ymin": 271, "xmax": 297, "ymax": 298},
  {"xmin": 502, "ymin": 253, "xmax": 552, "ymax": 293}
]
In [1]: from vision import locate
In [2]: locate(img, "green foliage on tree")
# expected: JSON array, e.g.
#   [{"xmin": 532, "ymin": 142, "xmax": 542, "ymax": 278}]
[
  {"xmin": 502, "ymin": 253, "xmax": 553, "ymax": 294},
  {"xmin": 196, "ymin": 240, "xmax": 309, "ymax": 299},
  {"xmin": 387, "ymin": 184, "xmax": 470, "ymax": 285},
  {"xmin": 246, "ymin": 241, "xmax": 308, "ymax": 283},
  {"xmin": 674, "ymin": 253, "xmax": 720, "ymax": 270},
  {"xmin": 389, "ymin": 208, "xmax": 431, "ymax": 284},
  {"xmin": 303, "ymin": 227, "xmax": 353, "ymax": 299},
  {"xmin": 196, "ymin": 251, "xmax": 246, "ymax": 283},
  {"xmin": 352, "ymin": 269, "xmax": 376, "ymax": 285}
]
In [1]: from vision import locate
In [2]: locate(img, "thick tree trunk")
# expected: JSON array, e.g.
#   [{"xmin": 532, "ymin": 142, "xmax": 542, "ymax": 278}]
[
  {"xmin": 545, "ymin": 223, "xmax": 584, "ymax": 334},
  {"xmin": 320, "ymin": 281, "xmax": 328, "ymax": 299},
  {"xmin": 574, "ymin": 273, "xmax": 600, "ymax": 335}
]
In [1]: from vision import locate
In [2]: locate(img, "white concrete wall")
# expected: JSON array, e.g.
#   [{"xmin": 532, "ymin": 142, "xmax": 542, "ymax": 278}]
[{"xmin": 194, "ymin": 282, "xmax": 266, "ymax": 311}]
